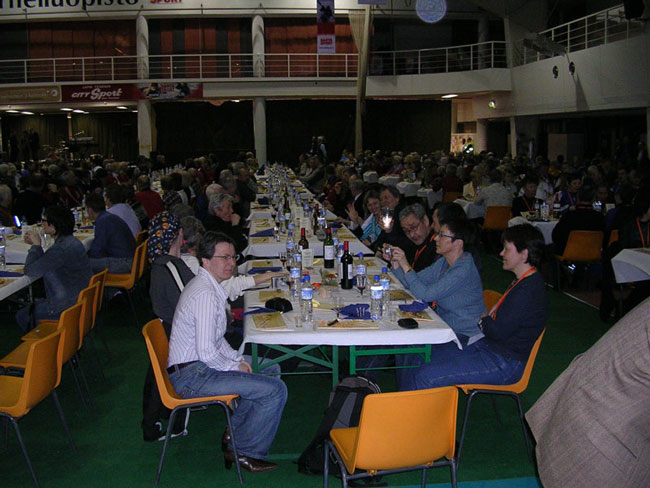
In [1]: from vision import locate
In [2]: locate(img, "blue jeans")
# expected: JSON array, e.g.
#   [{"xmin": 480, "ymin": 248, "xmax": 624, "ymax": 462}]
[
  {"xmin": 396, "ymin": 340, "xmax": 526, "ymax": 391},
  {"xmin": 89, "ymin": 256, "xmax": 132, "ymax": 274},
  {"xmin": 15, "ymin": 299, "xmax": 60, "ymax": 333},
  {"xmin": 169, "ymin": 361, "xmax": 287, "ymax": 459}
]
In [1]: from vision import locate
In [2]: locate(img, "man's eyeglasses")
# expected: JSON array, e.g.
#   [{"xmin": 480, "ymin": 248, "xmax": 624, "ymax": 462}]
[
  {"xmin": 437, "ymin": 233, "xmax": 456, "ymax": 240},
  {"xmin": 213, "ymin": 254, "xmax": 240, "ymax": 262}
]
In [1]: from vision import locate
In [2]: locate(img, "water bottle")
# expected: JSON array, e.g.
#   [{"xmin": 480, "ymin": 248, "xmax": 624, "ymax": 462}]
[
  {"xmin": 370, "ymin": 275, "xmax": 383, "ymax": 320},
  {"xmin": 300, "ymin": 276, "xmax": 313, "ymax": 323},
  {"xmin": 286, "ymin": 231, "xmax": 295, "ymax": 255},
  {"xmin": 336, "ymin": 244, "xmax": 344, "ymax": 278},
  {"xmin": 534, "ymin": 201, "xmax": 541, "ymax": 219},
  {"xmin": 355, "ymin": 253, "xmax": 366, "ymax": 279},
  {"xmin": 289, "ymin": 264, "xmax": 301, "ymax": 298},
  {"xmin": 380, "ymin": 267, "xmax": 391, "ymax": 315},
  {"xmin": 279, "ymin": 214, "xmax": 286, "ymax": 232}
]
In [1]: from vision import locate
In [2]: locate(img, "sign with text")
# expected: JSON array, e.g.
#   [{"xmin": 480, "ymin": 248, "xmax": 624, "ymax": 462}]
[
  {"xmin": 62, "ymin": 84, "xmax": 137, "ymax": 102},
  {"xmin": 317, "ymin": 0, "xmax": 336, "ymax": 54},
  {"xmin": 0, "ymin": 86, "xmax": 61, "ymax": 104}
]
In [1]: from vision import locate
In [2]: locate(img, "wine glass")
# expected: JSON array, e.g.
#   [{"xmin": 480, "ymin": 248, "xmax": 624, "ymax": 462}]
[
  {"xmin": 356, "ymin": 274, "xmax": 367, "ymax": 297},
  {"xmin": 279, "ymin": 250, "xmax": 287, "ymax": 268},
  {"xmin": 333, "ymin": 295, "xmax": 343, "ymax": 320}
]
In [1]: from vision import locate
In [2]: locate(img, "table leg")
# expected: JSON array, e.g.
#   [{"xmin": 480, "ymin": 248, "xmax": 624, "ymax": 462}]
[{"xmin": 251, "ymin": 343, "xmax": 259, "ymax": 373}]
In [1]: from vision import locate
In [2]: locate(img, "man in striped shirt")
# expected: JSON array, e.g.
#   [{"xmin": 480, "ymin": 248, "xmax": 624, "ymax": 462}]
[{"xmin": 167, "ymin": 231, "xmax": 287, "ymax": 473}]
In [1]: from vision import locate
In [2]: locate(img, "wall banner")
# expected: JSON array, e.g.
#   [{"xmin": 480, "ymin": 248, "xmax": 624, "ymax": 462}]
[
  {"xmin": 0, "ymin": 86, "xmax": 61, "ymax": 104},
  {"xmin": 317, "ymin": 0, "xmax": 335, "ymax": 54},
  {"xmin": 137, "ymin": 82, "xmax": 202, "ymax": 100},
  {"xmin": 61, "ymin": 84, "xmax": 137, "ymax": 102}
]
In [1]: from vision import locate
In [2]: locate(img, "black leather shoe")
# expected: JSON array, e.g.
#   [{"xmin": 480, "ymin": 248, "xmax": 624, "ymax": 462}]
[
  {"xmin": 223, "ymin": 450, "xmax": 278, "ymax": 473},
  {"xmin": 221, "ymin": 428, "xmax": 230, "ymax": 452}
]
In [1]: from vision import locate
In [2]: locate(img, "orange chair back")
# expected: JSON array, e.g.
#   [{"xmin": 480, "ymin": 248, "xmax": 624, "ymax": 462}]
[
  {"xmin": 90, "ymin": 268, "xmax": 108, "ymax": 312},
  {"xmin": 607, "ymin": 229, "xmax": 619, "ymax": 248},
  {"xmin": 137, "ymin": 238, "xmax": 149, "ymax": 280},
  {"xmin": 459, "ymin": 329, "xmax": 545, "ymax": 395},
  {"xmin": 3, "ymin": 330, "xmax": 62, "ymax": 418},
  {"xmin": 559, "ymin": 230, "xmax": 603, "ymax": 261},
  {"xmin": 58, "ymin": 303, "xmax": 83, "ymax": 374},
  {"xmin": 77, "ymin": 283, "xmax": 100, "ymax": 342},
  {"xmin": 442, "ymin": 191, "xmax": 461, "ymax": 203},
  {"xmin": 483, "ymin": 206, "xmax": 512, "ymax": 231},
  {"xmin": 106, "ymin": 240, "xmax": 147, "ymax": 289},
  {"xmin": 136, "ymin": 230, "xmax": 149, "ymax": 246},
  {"xmin": 483, "ymin": 290, "xmax": 502, "ymax": 312},
  {"xmin": 336, "ymin": 387, "xmax": 458, "ymax": 474}
]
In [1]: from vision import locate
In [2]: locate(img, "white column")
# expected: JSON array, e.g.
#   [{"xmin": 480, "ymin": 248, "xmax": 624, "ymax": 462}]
[
  {"xmin": 252, "ymin": 15, "xmax": 265, "ymax": 77},
  {"xmin": 136, "ymin": 14, "xmax": 149, "ymax": 79},
  {"xmin": 509, "ymin": 116, "xmax": 517, "ymax": 157},
  {"xmin": 475, "ymin": 118, "xmax": 487, "ymax": 153},
  {"xmin": 253, "ymin": 97, "xmax": 267, "ymax": 165},
  {"xmin": 138, "ymin": 100, "xmax": 153, "ymax": 158}
]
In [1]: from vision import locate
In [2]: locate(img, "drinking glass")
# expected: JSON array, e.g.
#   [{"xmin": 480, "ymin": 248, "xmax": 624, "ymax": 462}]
[
  {"xmin": 355, "ymin": 274, "xmax": 367, "ymax": 297},
  {"xmin": 279, "ymin": 250, "xmax": 287, "ymax": 268}
]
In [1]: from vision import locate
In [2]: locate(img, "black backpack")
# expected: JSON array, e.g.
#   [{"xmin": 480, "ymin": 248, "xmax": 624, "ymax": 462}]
[{"xmin": 297, "ymin": 376, "xmax": 380, "ymax": 476}]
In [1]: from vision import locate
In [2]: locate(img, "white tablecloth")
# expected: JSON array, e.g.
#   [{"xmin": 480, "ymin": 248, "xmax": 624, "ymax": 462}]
[
  {"xmin": 363, "ymin": 171, "xmax": 378, "ymax": 183},
  {"xmin": 417, "ymin": 188, "xmax": 442, "ymax": 209},
  {"xmin": 508, "ymin": 217, "xmax": 558, "ymax": 245},
  {"xmin": 378, "ymin": 175, "xmax": 400, "ymax": 187},
  {"xmin": 396, "ymin": 181, "xmax": 422, "ymax": 197},
  {"xmin": 0, "ymin": 265, "xmax": 35, "ymax": 302},
  {"xmin": 454, "ymin": 199, "xmax": 486, "ymax": 219},
  {"xmin": 612, "ymin": 248, "xmax": 650, "ymax": 283},
  {"xmin": 5, "ymin": 230, "xmax": 95, "ymax": 264}
]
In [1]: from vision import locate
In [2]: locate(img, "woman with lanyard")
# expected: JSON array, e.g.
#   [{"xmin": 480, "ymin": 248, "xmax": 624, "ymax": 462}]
[
  {"xmin": 346, "ymin": 188, "xmax": 383, "ymax": 246},
  {"xmin": 396, "ymin": 223, "xmax": 548, "ymax": 391}
]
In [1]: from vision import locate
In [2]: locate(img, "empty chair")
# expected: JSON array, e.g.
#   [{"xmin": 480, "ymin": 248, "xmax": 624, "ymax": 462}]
[
  {"xmin": 553, "ymin": 230, "xmax": 603, "ymax": 290},
  {"xmin": 325, "ymin": 387, "xmax": 459, "ymax": 488},
  {"xmin": 104, "ymin": 240, "xmax": 147, "ymax": 326}
]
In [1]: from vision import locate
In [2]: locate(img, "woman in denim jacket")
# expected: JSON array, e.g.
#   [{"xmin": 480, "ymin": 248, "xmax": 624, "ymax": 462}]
[{"xmin": 16, "ymin": 206, "xmax": 93, "ymax": 332}]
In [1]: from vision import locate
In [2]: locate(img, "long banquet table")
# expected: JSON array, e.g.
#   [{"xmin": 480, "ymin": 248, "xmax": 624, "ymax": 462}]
[{"xmin": 239, "ymin": 258, "xmax": 460, "ymax": 386}]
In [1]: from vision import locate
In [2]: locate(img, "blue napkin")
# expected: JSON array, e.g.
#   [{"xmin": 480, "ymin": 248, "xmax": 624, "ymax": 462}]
[
  {"xmin": 248, "ymin": 267, "xmax": 282, "ymax": 275},
  {"xmin": 78, "ymin": 225, "xmax": 94, "ymax": 230},
  {"xmin": 13, "ymin": 230, "xmax": 21, "ymax": 235},
  {"xmin": 244, "ymin": 307, "xmax": 277, "ymax": 315},
  {"xmin": 0, "ymin": 271, "xmax": 23, "ymax": 278},
  {"xmin": 327, "ymin": 221, "xmax": 343, "ymax": 228},
  {"xmin": 338, "ymin": 304, "xmax": 371, "ymax": 320},
  {"xmin": 257, "ymin": 197, "xmax": 269, "ymax": 205},
  {"xmin": 250, "ymin": 228, "xmax": 275, "ymax": 237},
  {"xmin": 398, "ymin": 301, "xmax": 429, "ymax": 312}
]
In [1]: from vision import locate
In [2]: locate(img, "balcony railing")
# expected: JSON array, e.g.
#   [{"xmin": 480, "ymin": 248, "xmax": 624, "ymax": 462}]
[
  {"xmin": 512, "ymin": 4, "xmax": 645, "ymax": 66},
  {"xmin": 0, "ymin": 41, "xmax": 507, "ymax": 85}
]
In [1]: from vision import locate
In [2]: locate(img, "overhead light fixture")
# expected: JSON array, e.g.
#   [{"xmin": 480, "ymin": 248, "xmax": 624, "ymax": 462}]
[
  {"xmin": 232, "ymin": 99, "xmax": 240, "ymax": 103},
  {"xmin": 21, "ymin": 111, "xmax": 34, "ymax": 115},
  {"xmin": 73, "ymin": 109, "xmax": 85, "ymax": 113},
  {"xmin": 61, "ymin": 107, "xmax": 73, "ymax": 112},
  {"xmin": 117, "ymin": 106, "xmax": 128, "ymax": 110},
  {"xmin": 488, "ymin": 99, "xmax": 496, "ymax": 109},
  {"xmin": 6, "ymin": 109, "xmax": 19, "ymax": 113},
  {"xmin": 132, "ymin": 109, "xmax": 138, "ymax": 113},
  {"xmin": 441, "ymin": 94, "xmax": 457, "ymax": 99}
]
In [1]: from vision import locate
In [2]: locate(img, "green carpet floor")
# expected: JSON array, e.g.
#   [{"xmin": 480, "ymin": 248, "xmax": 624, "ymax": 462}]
[{"xmin": 0, "ymin": 253, "xmax": 608, "ymax": 488}]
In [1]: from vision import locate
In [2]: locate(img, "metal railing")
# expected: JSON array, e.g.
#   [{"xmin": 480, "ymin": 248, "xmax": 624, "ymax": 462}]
[
  {"xmin": 512, "ymin": 4, "xmax": 645, "ymax": 66},
  {"xmin": 0, "ymin": 41, "xmax": 506, "ymax": 85}
]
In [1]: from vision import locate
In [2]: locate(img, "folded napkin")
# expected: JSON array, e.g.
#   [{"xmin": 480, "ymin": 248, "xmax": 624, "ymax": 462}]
[
  {"xmin": 327, "ymin": 221, "xmax": 343, "ymax": 229},
  {"xmin": 78, "ymin": 225, "xmax": 94, "ymax": 230},
  {"xmin": 244, "ymin": 307, "xmax": 277, "ymax": 316},
  {"xmin": 250, "ymin": 228, "xmax": 275, "ymax": 237},
  {"xmin": 0, "ymin": 271, "xmax": 23, "ymax": 278},
  {"xmin": 338, "ymin": 304, "xmax": 371, "ymax": 320},
  {"xmin": 257, "ymin": 197, "xmax": 270, "ymax": 205},
  {"xmin": 248, "ymin": 267, "xmax": 282, "ymax": 275},
  {"xmin": 398, "ymin": 301, "xmax": 429, "ymax": 312}
]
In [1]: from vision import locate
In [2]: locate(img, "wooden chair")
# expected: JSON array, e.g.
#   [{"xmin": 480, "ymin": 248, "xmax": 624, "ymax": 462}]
[
  {"xmin": 105, "ymin": 240, "xmax": 147, "ymax": 326},
  {"xmin": 142, "ymin": 319, "xmax": 242, "ymax": 485},
  {"xmin": 0, "ymin": 330, "xmax": 76, "ymax": 488},
  {"xmin": 324, "ymin": 387, "xmax": 459, "ymax": 488},
  {"xmin": 442, "ymin": 191, "xmax": 461, "ymax": 203},
  {"xmin": 455, "ymin": 330, "xmax": 546, "ymax": 466},
  {"xmin": 553, "ymin": 230, "xmax": 603, "ymax": 290}
]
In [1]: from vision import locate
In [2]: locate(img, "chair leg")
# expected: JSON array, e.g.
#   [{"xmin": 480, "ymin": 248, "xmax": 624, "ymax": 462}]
[
  {"xmin": 2, "ymin": 416, "xmax": 8, "ymax": 449},
  {"xmin": 93, "ymin": 313, "xmax": 112, "ymax": 363},
  {"xmin": 220, "ymin": 403, "xmax": 243, "ymax": 485},
  {"xmin": 84, "ymin": 336, "xmax": 106, "ymax": 382},
  {"xmin": 456, "ymin": 390, "xmax": 476, "ymax": 469},
  {"xmin": 9, "ymin": 417, "xmax": 41, "ymax": 488},
  {"xmin": 74, "ymin": 354, "xmax": 95, "ymax": 408},
  {"xmin": 450, "ymin": 458, "xmax": 457, "ymax": 488},
  {"xmin": 420, "ymin": 467, "xmax": 427, "ymax": 488},
  {"xmin": 490, "ymin": 395, "xmax": 502, "ymax": 426},
  {"xmin": 323, "ymin": 440, "xmax": 330, "ymax": 488},
  {"xmin": 514, "ymin": 395, "xmax": 534, "ymax": 462},
  {"xmin": 155, "ymin": 407, "xmax": 178, "ymax": 485},
  {"xmin": 68, "ymin": 360, "xmax": 87, "ymax": 407},
  {"xmin": 51, "ymin": 390, "xmax": 76, "ymax": 452},
  {"xmin": 125, "ymin": 290, "xmax": 139, "ymax": 327}
]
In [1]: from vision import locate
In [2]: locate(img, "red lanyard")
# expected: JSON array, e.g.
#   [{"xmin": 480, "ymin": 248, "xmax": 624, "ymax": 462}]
[
  {"xmin": 523, "ymin": 197, "xmax": 535, "ymax": 212},
  {"xmin": 489, "ymin": 267, "xmax": 537, "ymax": 319},
  {"xmin": 637, "ymin": 219, "xmax": 649, "ymax": 248},
  {"xmin": 412, "ymin": 232, "xmax": 436, "ymax": 268},
  {"xmin": 567, "ymin": 192, "xmax": 576, "ymax": 206}
]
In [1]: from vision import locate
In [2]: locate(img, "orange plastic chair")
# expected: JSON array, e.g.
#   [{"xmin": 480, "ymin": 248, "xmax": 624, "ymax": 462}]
[
  {"xmin": 89, "ymin": 268, "xmax": 111, "ymax": 360},
  {"xmin": 456, "ymin": 329, "xmax": 546, "ymax": 466},
  {"xmin": 482, "ymin": 290, "xmax": 502, "ymax": 312},
  {"xmin": 482, "ymin": 206, "xmax": 512, "ymax": 231},
  {"xmin": 142, "ymin": 319, "xmax": 241, "ymax": 485},
  {"xmin": 554, "ymin": 230, "xmax": 603, "ymax": 290},
  {"xmin": 442, "ymin": 191, "xmax": 462, "ymax": 203},
  {"xmin": 105, "ymin": 240, "xmax": 147, "ymax": 326},
  {"xmin": 0, "ymin": 330, "xmax": 76, "ymax": 488},
  {"xmin": 135, "ymin": 229, "xmax": 149, "ymax": 246},
  {"xmin": 324, "ymin": 387, "xmax": 459, "ymax": 488},
  {"xmin": 607, "ymin": 229, "xmax": 619, "ymax": 248}
]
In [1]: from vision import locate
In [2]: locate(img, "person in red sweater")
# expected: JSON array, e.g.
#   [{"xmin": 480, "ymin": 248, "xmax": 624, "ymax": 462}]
[{"xmin": 135, "ymin": 175, "xmax": 163, "ymax": 219}]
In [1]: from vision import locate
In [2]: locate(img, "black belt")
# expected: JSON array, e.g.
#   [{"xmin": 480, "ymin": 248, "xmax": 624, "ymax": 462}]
[{"xmin": 166, "ymin": 361, "xmax": 196, "ymax": 375}]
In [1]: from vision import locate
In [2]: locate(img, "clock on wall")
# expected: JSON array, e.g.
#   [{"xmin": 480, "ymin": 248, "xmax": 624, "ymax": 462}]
[{"xmin": 416, "ymin": 0, "xmax": 448, "ymax": 23}]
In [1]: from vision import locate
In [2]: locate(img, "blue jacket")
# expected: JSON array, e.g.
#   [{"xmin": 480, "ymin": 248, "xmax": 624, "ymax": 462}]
[
  {"xmin": 393, "ymin": 252, "xmax": 485, "ymax": 338},
  {"xmin": 24, "ymin": 234, "xmax": 93, "ymax": 315},
  {"xmin": 88, "ymin": 210, "xmax": 135, "ymax": 259}
]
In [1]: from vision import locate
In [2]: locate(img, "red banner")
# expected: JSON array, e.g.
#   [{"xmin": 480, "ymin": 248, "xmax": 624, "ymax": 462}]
[{"xmin": 317, "ymin": 0, "xmax": 335, "ymax": 54}]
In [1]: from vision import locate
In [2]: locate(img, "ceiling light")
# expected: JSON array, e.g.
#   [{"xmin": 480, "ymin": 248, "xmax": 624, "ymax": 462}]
[
  {"xmin": 61, "ymin": 107, "xmax": 73, "ymax": 111},
  {"xmin": 117, "ymin": 106, "xmax": 128, "ymax": 110},
  {"xmin": 73, "ymin": 109, "xmax": 85, "ymax": 113},
  {"xmin": 441, "ymin": 94, "xmax": 457, "ymax": 99},
  {"xmin": 21, "ymin": 111, "xmax": 34, "ymax": 115},
  {"xmin": 6, "ymin": 109, "xmax": 19, "ymax": 113},
  {"xmin": 488, "ymin": 99, "xmax": 496, "ymax": 109},
  {"xmin": 132, "ymin": 110, "xmax": 138, "ymax": 113},
  {"xmin": 232, "ymin": 99, "xmax": 240, "ymax": 103}
]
